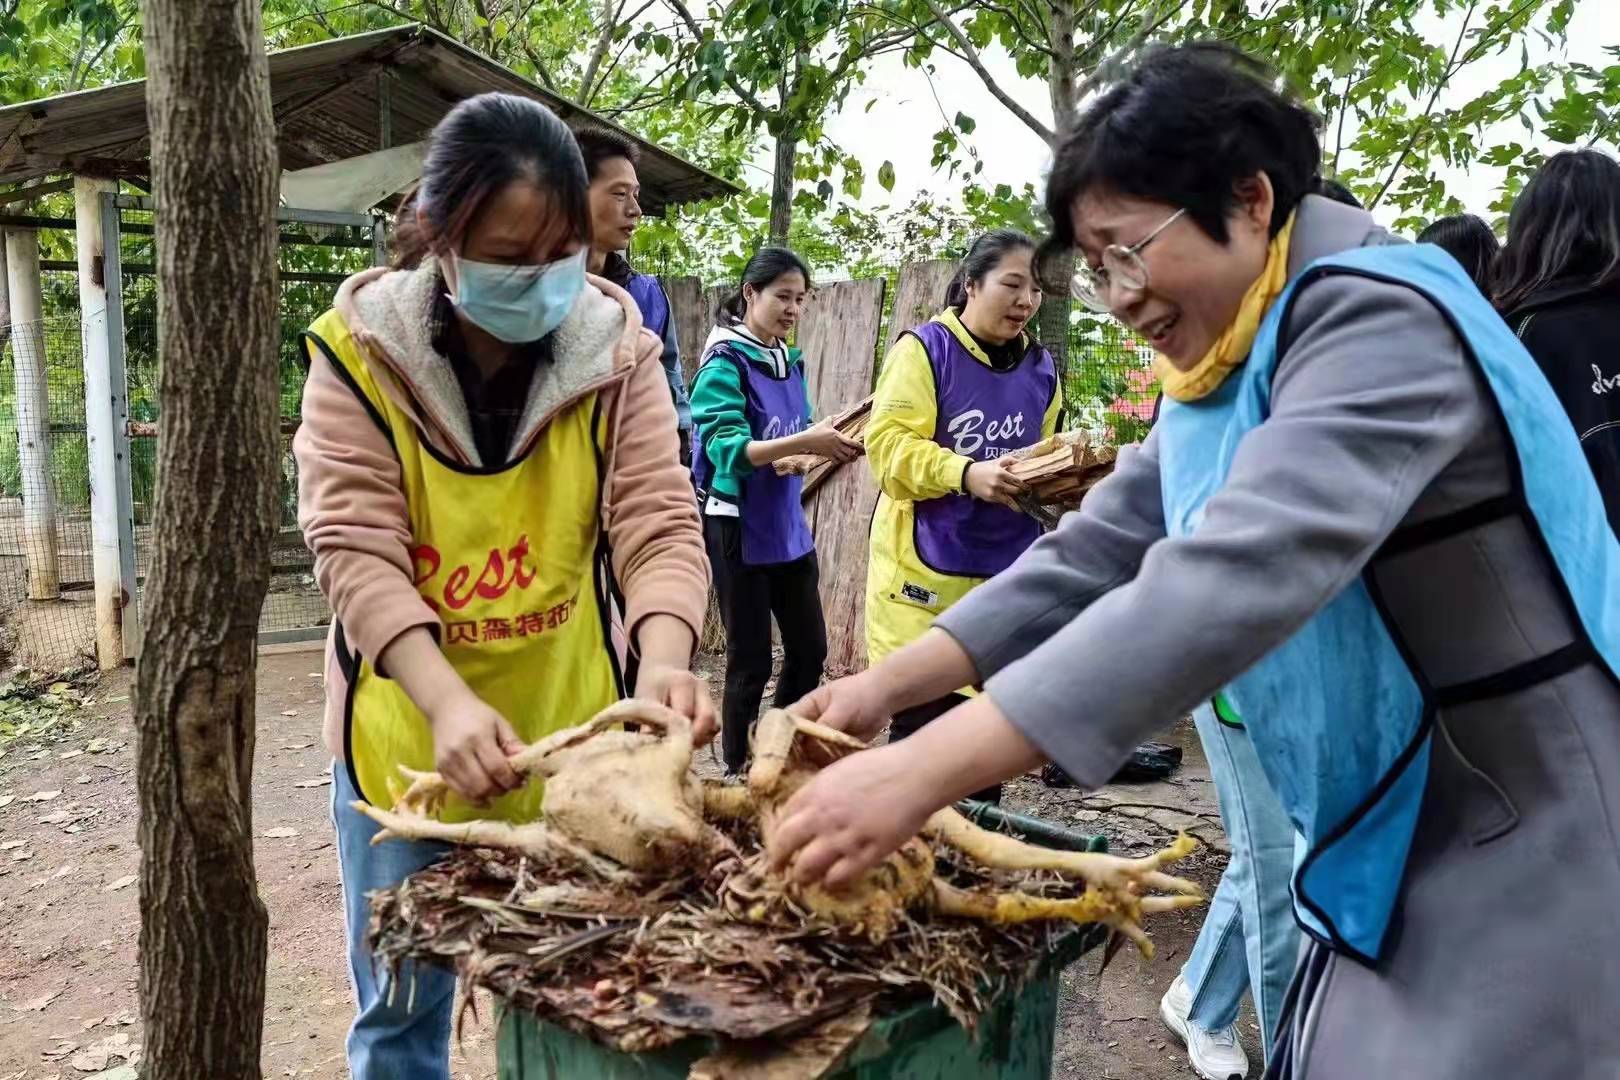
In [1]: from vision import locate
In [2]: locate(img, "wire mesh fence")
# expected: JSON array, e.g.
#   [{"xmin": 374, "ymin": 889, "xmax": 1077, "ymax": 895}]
[
  {"xmin": 0, "ymin": 207, "xmax": 377, "ymax": 671},
  {"xmin": 116, "ymin": 204, "xmax": 377, "ymax": 642},
  {"xmin": 0, "ymin": 299, "xmax": 98, "ymax": 672}
]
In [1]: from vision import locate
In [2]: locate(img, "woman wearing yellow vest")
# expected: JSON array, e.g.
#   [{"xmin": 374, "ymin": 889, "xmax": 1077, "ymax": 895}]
[
  {"xmin": 293, "ymin": 94, "xmax": 709, "ymax": 1080},
  {"xmin": 864, "ymin": 230, "xmax": 1060, "ymax": 803}
]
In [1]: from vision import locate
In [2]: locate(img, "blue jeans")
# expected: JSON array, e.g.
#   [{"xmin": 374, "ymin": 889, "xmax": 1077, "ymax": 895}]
[
  {"xmin": 1181, "ymin": 702, "xmax": 1299, "ymax": 1060},
  {"xmin": 332, "ymin": 763, "xmax": 455, "ymax": 1080}
]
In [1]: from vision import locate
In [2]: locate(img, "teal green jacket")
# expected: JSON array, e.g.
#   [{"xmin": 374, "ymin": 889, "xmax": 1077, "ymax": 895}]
[{"xmin": 689, "ymin": 330, "xmax": 812, "ymax": 500}]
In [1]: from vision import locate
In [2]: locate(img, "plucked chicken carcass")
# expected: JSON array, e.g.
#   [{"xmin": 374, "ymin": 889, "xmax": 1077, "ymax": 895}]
[{"xmin": 354, "ymin": 699, "xmax": 1202, "ymax": 952}]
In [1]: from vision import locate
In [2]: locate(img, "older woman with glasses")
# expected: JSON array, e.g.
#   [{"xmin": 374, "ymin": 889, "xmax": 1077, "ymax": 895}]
[{"xmin": 767, "ymin": 43, "xmax": 1620, "ymax": 1080}]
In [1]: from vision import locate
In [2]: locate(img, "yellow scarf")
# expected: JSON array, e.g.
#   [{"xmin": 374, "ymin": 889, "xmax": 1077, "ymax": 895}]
[{"xmin": 1154, "ymin": 212, "xmax": 1297, "ymax": 403}]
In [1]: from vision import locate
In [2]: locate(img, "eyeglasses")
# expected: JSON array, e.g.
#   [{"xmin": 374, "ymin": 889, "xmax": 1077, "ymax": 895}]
[{"xmin": 1071, "ymin": 208, "xmax": 1186, "ymax": 313}]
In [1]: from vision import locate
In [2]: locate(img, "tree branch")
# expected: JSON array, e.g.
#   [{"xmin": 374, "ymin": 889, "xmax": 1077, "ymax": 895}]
[
  {"xmin": 667, "ymin": 0, "xmax": 779, "ymax": 121},
  {"xmin": 972, "ymin": 0, "xmax": 1058, "ymax": 58},
  {"xmin": 920, "ymin": 0, "xmax": 1053, "ymax": 142},
  {"xmin": 1370, "ymin": 0, "xmax": 1479, "ymax": 209},
  {"xmin": 1072, "ymin": 0, "xmax": 1186, "ymax": 105},
  {"xmin": 576, "ymin": 0, "xmax": 619, "ymax": 105}
]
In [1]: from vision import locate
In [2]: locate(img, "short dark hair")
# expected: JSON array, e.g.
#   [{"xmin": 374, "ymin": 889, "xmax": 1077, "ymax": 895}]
[
  {"xmin": 392, "ymin": 93, "xmax": 590, "ymax": 269},
  {"xmin": 1417, "ymin": 213, "xmax": 1499, "ymax": 292},
  {"xmin": 717, "ymin": 247, "xmax": 812, "ymax": 326},
  {"xmin": 574, "ymin": 126, "xmax": 641, "ymax": 181},
  {"xmin": 1314, "ymin": 178, "xmax": 1362, "ymax": 209},
  {"xmin": 944, "ymin": 229, "xmax": 1036, "ymax": 310},
  {"xmin": 1491, "ymin": 149, "xmax": 1620, "ymax": 312},
  {"xmin": 1043, "ymin": 43, "xmax": 1322, "ymax": 271}
]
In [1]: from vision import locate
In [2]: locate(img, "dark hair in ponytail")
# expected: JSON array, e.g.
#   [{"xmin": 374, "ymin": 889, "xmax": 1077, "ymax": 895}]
[
  {"xmin": 391, "ymin": 92, "xmax": 591, "ymax": 270},
  {"xmin": 715, "ymin": 247, "xmax": 812, "ymax": 325},
  {"xmin": 944, "ymin": 229, "xmax": 1037, "ymax": 310}
]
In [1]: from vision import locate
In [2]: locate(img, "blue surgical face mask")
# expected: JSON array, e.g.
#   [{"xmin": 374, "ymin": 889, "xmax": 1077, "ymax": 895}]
[{"xmin": 448, "ymin": 248, "xmax": 586, "ymax": 344}]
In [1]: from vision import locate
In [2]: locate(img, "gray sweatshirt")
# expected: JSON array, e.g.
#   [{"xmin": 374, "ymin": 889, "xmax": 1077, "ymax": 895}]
[{"xmin": 935, "ymin": 195, "xmax": 1491, "ymax": 786}]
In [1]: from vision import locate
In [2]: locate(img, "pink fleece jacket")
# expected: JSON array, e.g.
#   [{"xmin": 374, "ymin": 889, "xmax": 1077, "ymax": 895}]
[{"xmin": 294, "ymin": 260, "xmax": 708, "ymax": 759}]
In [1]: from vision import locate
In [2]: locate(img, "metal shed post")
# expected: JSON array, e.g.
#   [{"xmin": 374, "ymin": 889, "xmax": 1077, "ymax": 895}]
[{"xmin": 75, "ymin": 176, "xmax": 135, "ymax": 668}]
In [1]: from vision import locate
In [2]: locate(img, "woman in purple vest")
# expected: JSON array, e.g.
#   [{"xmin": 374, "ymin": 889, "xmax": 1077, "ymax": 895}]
[
  {"xmin": 863, "ymin": 230, "xmax": 1061, "ymax": 803},
  {"xmin": 689, "ymin": 248, "xmax": 863, "ymax": 774}
]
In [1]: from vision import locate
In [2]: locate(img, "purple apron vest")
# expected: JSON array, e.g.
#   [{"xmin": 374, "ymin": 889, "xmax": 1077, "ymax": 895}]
[
  {"xmin": 691, "ymin": 343, "xmax": 815, "ymax": 566},
  {"xmin": 909, "ymin": 320, "xmax": 1054, "ymax": 578}
]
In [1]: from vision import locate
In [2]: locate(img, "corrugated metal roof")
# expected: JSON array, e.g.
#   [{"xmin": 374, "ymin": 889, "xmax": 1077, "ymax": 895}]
[{"xmin": 0, "ymin": 25, "xmax": 739, "ymax": 216}]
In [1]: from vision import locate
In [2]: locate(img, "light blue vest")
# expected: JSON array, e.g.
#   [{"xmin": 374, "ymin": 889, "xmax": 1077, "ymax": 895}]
[{"xmin": 1159, "ymin": 244, "xmax": 1620, "ymax": 962}]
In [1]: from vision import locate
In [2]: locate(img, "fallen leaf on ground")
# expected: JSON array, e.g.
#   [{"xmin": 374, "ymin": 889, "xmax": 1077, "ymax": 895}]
[
  {"xmin": 103, "ymin": 875, "xmax": 136, "ymax": 892},
  {"xmin": 11, "ymin": 849, "xmax": 31, "ymax": 861},
  {"xmin": 278, "ymin": 743, "xmax": 312, "ymax": 751},
  {"xmin": 85, "ymin": 738, "xmax": 114, "ymax": 754},
  {"xmin": 15, "ymin": 989, "xmax": 61, "ymax": 1012},
  {"xmin": 261, "ymin": 827, "xmax": 299, "ymax": 839},
  {"xmin": 25, "ymin": 790, "xmax": 61, "ymax": 802},
  {"xmin": 52, "ymin": 864, "xmax": 74, "ymax": 880},
  {"xmin": 58, "ymin": 750, "xmax": 83, "ymax": 759},
  {"xmin": 293, "ymin": 778, "xmax": 331, "ymax": 789},
  {"xmin": 41, "ymin": 1038, "xmax": 78, "ymax": 1060},
  {"xmin": 280, "ymin": 710, "xmax": 297, "ymax": 717},
  {"xmin": 39, "ymin": 810, "xmax": 72, "ymax": 825},
  {"xmin": 0, "ymin": 795, "xmax": 12, "ymax": 808},
  {"xmin": 0, "ymin": 840, "xmax": 24, "ymax": 850},
  {"xmin": 82, "ymin": 1016, "xmax": 105, "ymax": 1031},
  {"xmin": 70, "ymin": 1032, "xmax": 133, "ymax": 1072}
]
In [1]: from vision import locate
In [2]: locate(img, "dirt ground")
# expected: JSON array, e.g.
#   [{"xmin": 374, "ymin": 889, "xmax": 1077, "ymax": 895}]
[{"xmin": 0, "ymin": 651, "xmax": 1255, "ymax": 1079}]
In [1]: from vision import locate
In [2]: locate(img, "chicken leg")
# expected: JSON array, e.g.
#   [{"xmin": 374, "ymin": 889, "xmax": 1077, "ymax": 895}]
[
  {"xmin": 357, "ymin": 802, "xmax": 636, "ymax": 882},
  {"xmin": 925, "ymin": 810, "xmax": 1203, "ymax": 898}
]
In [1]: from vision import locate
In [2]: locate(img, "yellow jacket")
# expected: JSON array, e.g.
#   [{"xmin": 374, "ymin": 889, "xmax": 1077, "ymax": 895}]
[{"xmin": 864, "ymin": 310, "xmax": 1061, "ymax": 671}]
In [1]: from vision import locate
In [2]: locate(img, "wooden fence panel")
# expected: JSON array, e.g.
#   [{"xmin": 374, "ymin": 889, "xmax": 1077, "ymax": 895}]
[
  {"xmin": 883, "ymin": 259, "xmax": 958, "ymax": 352},
  {"xmin": 796, "ymin": 278, "xmax": 886, "ymax": 419},
  {"xmin": 794, "ymin": 277, "xmax": 886, "ymax": 676},
  {"xmin": 664, "ymin": 275, "xmax": 705, "ymax": 389}
]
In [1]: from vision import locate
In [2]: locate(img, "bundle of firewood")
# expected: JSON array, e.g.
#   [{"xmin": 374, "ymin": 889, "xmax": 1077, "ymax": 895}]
[
  {"xmin": 1004, "ymin": 431, "xmax": 1117, "ymax": 528},
  {"xmin": 774, "ymin": 395, "xmax": 872, "ymax": 498}
]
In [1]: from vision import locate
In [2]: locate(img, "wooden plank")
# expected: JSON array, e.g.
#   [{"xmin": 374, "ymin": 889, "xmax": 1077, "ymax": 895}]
[
  {"xmin": 811, "ymin": 454, "xmax": 879, "ymax": 677},
  {"xmin": 883, "ymin": 259, "xmax": 958, "ymax": 353},
  {"xmin": 796, "ymin": 277, "xmax": 885, "ymax": 419},
  {"xmin": 795, "ymin": 278, "xmax": 886, "ymax": 677},
  {"xmin": 663, "ymin": 275, "xmax": 704, "ymax": 389}
]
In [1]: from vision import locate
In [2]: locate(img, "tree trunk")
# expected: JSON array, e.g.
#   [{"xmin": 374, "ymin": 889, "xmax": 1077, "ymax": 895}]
[
  {"xmin": 768, "ymin": 131, "xmax": 797, "ymax": 246},
  {"xmin": 136, "ymin": 0, "xmax": 281, "ymax": 1075},
  {"xmin": 1040, "ymin": 0, "xmax": 1079, "ymax": 394}
]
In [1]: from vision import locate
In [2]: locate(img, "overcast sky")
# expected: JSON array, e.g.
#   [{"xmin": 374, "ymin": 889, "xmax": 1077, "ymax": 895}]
[{"xmin": 792, "ymin": 3, "xmax": 1620, "ymax": 229}]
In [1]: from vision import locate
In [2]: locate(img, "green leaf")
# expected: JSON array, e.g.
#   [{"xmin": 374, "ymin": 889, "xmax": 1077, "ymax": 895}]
[
  {"xmin": 877, "ymin": 159, "xmax": 895, "ymax": 192},
  {"xmin": 954, "ymin": 110, "xmax": 976, "ymax": 135}
]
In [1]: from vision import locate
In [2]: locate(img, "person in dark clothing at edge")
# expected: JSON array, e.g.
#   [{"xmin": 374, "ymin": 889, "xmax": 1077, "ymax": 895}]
[
  {"xmin": 1418, "ymin": 213, "xmax": 1499, "ymax": 294},
  {"xmin": 1493, "ymin": 149, "xmax": 1620, "ymax": 539},
  {"xmin": 576, "ymin": 127, "xmax": 693, "ymax": 464},
  {"xmin": 689, "ymin": 248, "xmax": 861, "ymax": 775}
]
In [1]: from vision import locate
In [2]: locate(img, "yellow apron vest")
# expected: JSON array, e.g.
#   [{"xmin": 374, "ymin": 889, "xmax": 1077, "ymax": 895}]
[{"xmin": 304, "ymin": 311, "xmax": 622, "ymax": 824}]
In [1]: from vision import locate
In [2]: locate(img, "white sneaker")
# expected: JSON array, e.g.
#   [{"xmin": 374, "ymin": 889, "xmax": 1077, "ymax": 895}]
[{"xmin": 1159, "ymin": 973, "xmax": 1250, "ymax": 1080}]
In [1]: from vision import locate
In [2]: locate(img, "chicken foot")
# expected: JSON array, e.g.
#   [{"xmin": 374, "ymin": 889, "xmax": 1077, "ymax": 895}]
[
  {"xmin": 926, "ymin": 809, "xmax": 1203, "ymax": 899},
  {"xmin": 354, "ymin": 802, "xmax": 636, "ymax": 882},
  {"xmin": 932, "ymin": 880, "xmax": 1202, "ymax": 957}
]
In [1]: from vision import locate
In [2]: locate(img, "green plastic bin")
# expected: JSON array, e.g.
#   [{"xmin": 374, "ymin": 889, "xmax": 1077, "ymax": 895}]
[{"xmin": 497, "ymin": 803, "xmax": 1108, "ymax": 1080}]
